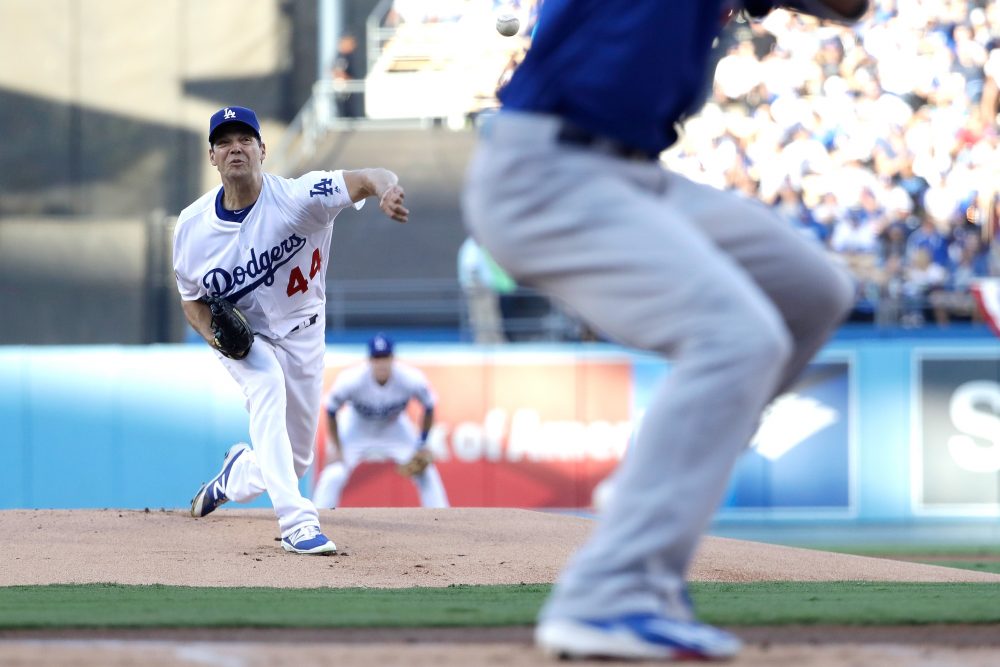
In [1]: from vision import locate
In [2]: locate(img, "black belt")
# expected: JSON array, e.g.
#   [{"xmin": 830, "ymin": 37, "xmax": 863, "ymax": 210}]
[
  {"xmin": 290, "ymin": 314, "xmax": 319, "ymax": 334},
  {"xmin": 556, "ymin": 123, "xmax": 660, "ymax": 162}
]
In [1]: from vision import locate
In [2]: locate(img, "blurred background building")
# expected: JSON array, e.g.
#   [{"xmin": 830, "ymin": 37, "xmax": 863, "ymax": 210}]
[{"xmin": 2, "ymin": 0, "xmax": 998, "ymax": 345}]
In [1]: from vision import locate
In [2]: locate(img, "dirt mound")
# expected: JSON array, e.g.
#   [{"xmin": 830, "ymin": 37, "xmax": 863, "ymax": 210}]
[{"xmin": 4, "ymin": 509, "xmax": 998, "ymax": 587}]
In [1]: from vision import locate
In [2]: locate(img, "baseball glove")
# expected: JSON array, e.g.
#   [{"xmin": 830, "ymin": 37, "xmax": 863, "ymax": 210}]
[
  {"xmin": 203, "ymin": 296, "xmax": 254, "ymax": 360},
  {"xmin": 397, "ymin": 448, "xmax": 433, "ymax": 477}
]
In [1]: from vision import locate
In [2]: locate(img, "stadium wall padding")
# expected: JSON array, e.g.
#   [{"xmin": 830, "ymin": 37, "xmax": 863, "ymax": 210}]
[{"xmin": 1, "ymin": 340, "xmax": 998, "ymax": 521}]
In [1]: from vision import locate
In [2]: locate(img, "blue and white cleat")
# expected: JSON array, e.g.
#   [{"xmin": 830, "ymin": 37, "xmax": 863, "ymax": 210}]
[
  {"xmin": 190, "ymin": 443, "xmax": 250, "ymax": 518},
  {"xmin": 535, "ymin": 613, "xmax": 742, "ymax": 661},
  {"xmin": 281, "ymin": 524, "xmax": 337, "ymax": 555}
]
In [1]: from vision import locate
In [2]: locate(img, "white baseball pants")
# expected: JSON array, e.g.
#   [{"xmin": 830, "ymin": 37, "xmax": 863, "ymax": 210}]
[
  {"xmin": 313, "ymin": 410, "xmax": 450, "ymax": 508},
  {"xmin": 216, "ymin": 320, "xmax": 325, "ymax": 538}
]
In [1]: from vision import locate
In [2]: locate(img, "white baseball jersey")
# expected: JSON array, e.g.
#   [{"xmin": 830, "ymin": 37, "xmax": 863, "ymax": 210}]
[
  {"xmin": 328, "ymin": 361, "xmax": 435, "ymax": 427},
  {"xmin": 314, "ymin": 361, "xmax": 449, "ymax": 509},
  {"xmin": 173, "ymin": 170, "xmax": 363, "ymax": 338}
]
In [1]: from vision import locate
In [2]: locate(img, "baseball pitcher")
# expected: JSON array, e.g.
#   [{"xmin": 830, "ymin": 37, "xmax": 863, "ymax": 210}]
[{"xmin": 175, "ymin": 106, "xmax": 408, "ymax": 555}]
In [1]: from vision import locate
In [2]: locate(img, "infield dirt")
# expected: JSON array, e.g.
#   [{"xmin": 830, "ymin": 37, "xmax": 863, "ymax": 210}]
[
  {"xmin": 3, "ymin": 508, "xmax": 999, "ymax": 587},
  {"xmin": 3, "ymin": 508, "xmax": 999, "ymax": 666}
]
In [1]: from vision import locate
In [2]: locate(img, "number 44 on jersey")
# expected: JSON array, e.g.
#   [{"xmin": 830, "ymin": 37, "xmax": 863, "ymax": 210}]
[{"xmin": 287, "ymin": 248, "xmax": 322, "ymax": 297}]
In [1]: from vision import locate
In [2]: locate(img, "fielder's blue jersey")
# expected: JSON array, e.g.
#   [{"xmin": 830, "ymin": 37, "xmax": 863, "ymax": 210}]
[{"xmin": 499, "ymin": 0, "xmax": 730, "ymax": 155}]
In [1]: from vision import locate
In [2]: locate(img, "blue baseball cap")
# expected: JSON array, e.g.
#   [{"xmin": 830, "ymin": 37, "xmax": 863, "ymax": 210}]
[
  {"xmin": 368, "ymin": 333, "xmax": 394, "ymax": 358},
  {"xmin": 208, "ymin": 106, "xmax": 261, "ymax": 144}
]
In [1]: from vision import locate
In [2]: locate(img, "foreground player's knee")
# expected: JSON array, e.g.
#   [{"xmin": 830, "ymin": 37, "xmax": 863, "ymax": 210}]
[{"xmin": 743, "ymin": 321, "xmax": 792, "ymax": 371}]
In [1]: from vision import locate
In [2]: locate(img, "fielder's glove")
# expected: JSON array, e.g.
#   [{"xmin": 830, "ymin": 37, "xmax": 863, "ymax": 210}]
[
  {"xmin": 397, "ymin": 448, "xmax": 433, "ymax": 477},
  {"xmin": 203, "ymin": 295, "xmax": 254, "ymax": 360}
]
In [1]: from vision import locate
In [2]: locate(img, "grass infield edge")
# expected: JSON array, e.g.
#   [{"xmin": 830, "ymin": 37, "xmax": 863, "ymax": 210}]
[{"xmin": 1, "ymin": 582, "xmax": 999, "ymax": 629}]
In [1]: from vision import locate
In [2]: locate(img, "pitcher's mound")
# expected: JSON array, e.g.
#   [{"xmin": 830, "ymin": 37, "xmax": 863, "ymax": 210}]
[{"xmin": 3, "ymin": 508, "xmax": 998, "ymax": 587}]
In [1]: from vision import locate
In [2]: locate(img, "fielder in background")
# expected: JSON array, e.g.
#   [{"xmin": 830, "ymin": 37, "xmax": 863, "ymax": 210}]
[
  {"xmin": 175, "ymin": 105, "xmax": 408, "ymax": 555},
  {"xmin": 312, "ymin": 334, "xmax": 450, "ymax": 509},
  {"xmin": 463, "ymin": 0, "xmax": 865, "ymax": 660}
]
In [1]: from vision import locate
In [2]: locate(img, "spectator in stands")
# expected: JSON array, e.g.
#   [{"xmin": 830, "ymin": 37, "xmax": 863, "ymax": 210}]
[
  {"xmin": 780, "ymin": 124, "xmax": 832, "ymax": 191},
  {"xmin": 875, "ymin": 252, "xmax": 906, "ymax": 326},
  {"xmin": 894, "ymin": 156, "xmax": 929, "ymax": 217},
  {"xmin": 811, "ymin": 191, "xmax": 848, "ymax": 245},
  {"xmin": 831, "ymin": 203, "xmax": 881, "ymax": 297},
  {"xmin": 332, "ymin": 33, "xmax": 363, "ymax": 118},
  {"xmin": 879, "ymin": 219, "xmax": 910, "ymax": 262},
  {"xmin": 907, "ymin": 216, "xmax": 950, "ymax": 267},
  {"xmin": 951, "ymin": 24, "xmax": 989, "ymax": 100},
  {"xmin": 980, "ymin": 45, "xmax": 1000, "ymax": 120},
  {"xmin": 930, "ymin": 233, "xmax": 991, "ymax": 325},
  {"xmin": 901, "ymin": 247, "xmax": 948, "ymax": 326},
  {"xmin": 945, "ymin": 205, "xmax": 982, "ymax": 263},
  {"xmin": 769, "ymin": 180, "xmax": 829, "ymax": 246},
  {"xmin": 715, "ymin": 40, "xmax": 763, "ymax": 103}
]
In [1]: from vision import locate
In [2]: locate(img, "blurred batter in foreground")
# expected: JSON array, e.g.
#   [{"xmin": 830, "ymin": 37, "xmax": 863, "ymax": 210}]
[{"xmin": 463, "ymin": 0, "xmax": 867, "ymax": 660}]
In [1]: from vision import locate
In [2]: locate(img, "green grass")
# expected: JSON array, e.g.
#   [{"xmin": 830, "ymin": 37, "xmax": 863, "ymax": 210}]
[
  {"xmin": 695, "ymin": 582, "xmax": 1000, "ymax": 625},
  {"xmin": 811, "ymin": 544, "xmax": 1000, "ymax": 558},
  {"xmin": 921, "ymin": 561, "xmax": 1000, "ymax": 574},
  {"xmin": 2, "ymin": 582, "xmax": 999, "ymax": 629},
  {"xmin": 805, "ymin": 544, "xmax": 1000, "ymax": 575},
  {"xmin": 0, "ymin": 584, "xmax": 547, "ymax": 629}
]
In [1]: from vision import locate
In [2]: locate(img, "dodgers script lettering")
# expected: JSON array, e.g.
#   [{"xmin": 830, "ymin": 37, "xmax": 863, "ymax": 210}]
[{"xmin": 202, "ymin": 233, "xmax": 307, "ymax": 299}]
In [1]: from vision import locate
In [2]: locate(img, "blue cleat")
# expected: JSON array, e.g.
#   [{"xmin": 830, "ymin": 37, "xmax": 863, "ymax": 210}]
[
  {"xmin": 281, "ymin": 524, "xmax": 337, "ymax": 555},
  {"xmin": 190, "ymin": 443, "xmax": 250, "ymax": 518},
  {"xmin": 535, "ymin": 612, "xmax": 742, "ymax": 661}
]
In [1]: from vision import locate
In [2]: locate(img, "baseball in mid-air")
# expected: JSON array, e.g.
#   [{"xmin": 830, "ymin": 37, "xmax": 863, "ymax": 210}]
[{"xmin": 496, "ymin": 14, "xmax": 520, "ymax": 37}]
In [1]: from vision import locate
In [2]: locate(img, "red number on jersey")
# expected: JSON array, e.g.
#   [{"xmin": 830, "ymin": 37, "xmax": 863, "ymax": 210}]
[
  {"xmin": 309, "ymin": 248, "xmax": 322, "ymax": 278},
  {"xmin": 286, "ymin": 266, "xmax": 308, "ymax": 296}
]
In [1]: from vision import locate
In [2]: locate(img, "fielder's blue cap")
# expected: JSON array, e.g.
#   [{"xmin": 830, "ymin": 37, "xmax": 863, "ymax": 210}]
[
  {"xmin": 208, "ymin": 106, "xmax": 261, "ymax": 144},
  {"xmin": 368, "ymin": 333, "xmax": 394, "ymax": 358}
]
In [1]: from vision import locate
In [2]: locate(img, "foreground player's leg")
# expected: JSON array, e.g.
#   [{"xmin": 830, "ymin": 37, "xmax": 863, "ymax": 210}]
[
  {"xmin": 463, "ymin": 113, "xmax": 848, "ymax": 659},
  {"xmin": 673, "ymin": 176, "xmax": 855, "ymax": 395}
]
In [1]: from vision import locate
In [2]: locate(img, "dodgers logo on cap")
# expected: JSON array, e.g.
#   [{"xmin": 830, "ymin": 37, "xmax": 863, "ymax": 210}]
[
  {"xmin": 368, "ymin": 333, "xmax": 394, "ymax": 358},
  {"xmin": 209, "ymin": 106, "xmax": 261, "ymax": 144}
]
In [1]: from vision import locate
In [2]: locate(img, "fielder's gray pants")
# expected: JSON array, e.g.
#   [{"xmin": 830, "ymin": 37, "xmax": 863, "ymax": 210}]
[{"xmin": 462, "ymin": 111, "xmax": 854, "ymax": 622}]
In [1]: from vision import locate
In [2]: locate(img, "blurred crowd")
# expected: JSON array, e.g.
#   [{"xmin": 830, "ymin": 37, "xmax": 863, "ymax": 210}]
[
  {"xmin": 665, "ymin": 0, "xmax": 1000, "ymax": 327},
  {"xmin": 381, "ymin": 0, "xmax": 1000, "ymax": 332}
]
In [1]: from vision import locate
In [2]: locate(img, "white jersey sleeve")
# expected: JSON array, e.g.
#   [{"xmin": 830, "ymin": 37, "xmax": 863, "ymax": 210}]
[
  {"xmin": 172, "ymin": 189, "xmax": 218, "ymax": 301},
  {"xmin": 294, "ymin": 170, "xmax": 365, "ymax": 231},
  {"xmin": 399, "ymin": 363, "xmax": 437, "ymax": 410},
  {"xmin": 326, "ymin": 365, "xmax": 363, "ymax": 413}
]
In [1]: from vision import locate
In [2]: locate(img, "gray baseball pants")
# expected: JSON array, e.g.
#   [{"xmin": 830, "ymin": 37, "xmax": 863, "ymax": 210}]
[{"xmin": 462, "ymin": 111, "xmax": 854, "ymax": 622}]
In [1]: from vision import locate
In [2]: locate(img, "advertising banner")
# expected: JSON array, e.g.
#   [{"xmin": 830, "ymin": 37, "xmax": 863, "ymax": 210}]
[
  {"xmin": 722, "ymin": 360, "xmax": 854, "ymax": 513},
  {"xmin": 914, "ymin": 354, "xmax": 1000, "ymax": 515},
  {"xmin": 315, "ymin": 352, "xmax": 854, "ymax": 511},
  {"xmin": 315, "ymin": 353, "xmax": 635, "ymax": 507}
]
